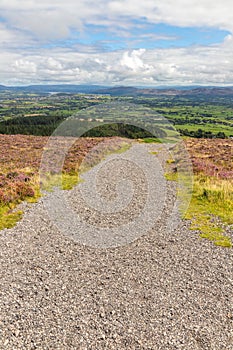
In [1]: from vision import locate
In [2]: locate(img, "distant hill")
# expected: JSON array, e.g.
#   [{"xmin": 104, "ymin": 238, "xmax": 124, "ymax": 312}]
[
  {"xmin": 97, "ymin": 86, "xmax": 233, "ymax": 96},
  {"xmin": 0, "ymin": 85, "xmax": 9, "ymax": 91},
  {"xmin": 0, "ymin": 84, "xmax": 108, "ymax": 94},
  {"xmin": 0, "ymin": 84, "xmax": 233, "ymax": 96}
]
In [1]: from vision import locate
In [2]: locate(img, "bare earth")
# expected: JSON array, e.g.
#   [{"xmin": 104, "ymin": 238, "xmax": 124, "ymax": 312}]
[{"xmin": 0, "ymin": 143, "xmax": 232, "ymax": 350}]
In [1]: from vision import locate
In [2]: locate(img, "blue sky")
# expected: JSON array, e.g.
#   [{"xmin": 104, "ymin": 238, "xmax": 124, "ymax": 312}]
[
  {"xmin": 0, "ymin": 0, "xmax": 233, "ymax": 86},
  {"xmin": 44, "ymin": 23, "xmax": 230, "ymax": 51}
]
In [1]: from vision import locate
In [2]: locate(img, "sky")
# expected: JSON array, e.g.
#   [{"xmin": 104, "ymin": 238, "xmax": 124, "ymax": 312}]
[{"xmin": 1, "ymin": 0, "xmax": 233, "ymax": 86}]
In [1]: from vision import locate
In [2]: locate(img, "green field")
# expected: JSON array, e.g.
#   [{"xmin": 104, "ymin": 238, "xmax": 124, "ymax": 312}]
[{"xmin": 0, "ymin": 91, "xmax": 232, "ymax": 138}]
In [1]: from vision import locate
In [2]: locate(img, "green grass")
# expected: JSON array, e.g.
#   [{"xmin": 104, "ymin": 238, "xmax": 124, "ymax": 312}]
[
  {"xmin": 140, "ymin": 137, "xmax": 161, "ymax": 143},
  {"xmin": 0, "ymin": 206, "xmax": 23, "ymax": 230},
  {"xmin": 200, "ymin": 232, "xmax": 232, "ymax": 248},
  {"xmin": 164, "ymin": 169, "xmax": 232, "ymax": 248},
  {"xmin": 184, "ymin": 176, "xmax": 232, "ymax": 247},
  {"xmin": 61, "ymin": 173, "xmax": 80, "ymax": 190},
  {"xmin": 40, "ymin": 172, "xmax": 81, "ymax": 192},
  {"xmin": 113, "ymin": 142, "xmax": 132, "ymax": 154},
  {"xmin": 176, "ymin": 123, "xmax": 233, "ymax": 137},
  {"xmin": 164, "ymin": 172, "xmax": 178, "ymax": 181},
  {"xmin": 188, "ymin": 176, "xmax": 233, "ymax": 222},
  {"xmin": 166, "ymin": 159, "xmax": 175, "ymax": 164}
]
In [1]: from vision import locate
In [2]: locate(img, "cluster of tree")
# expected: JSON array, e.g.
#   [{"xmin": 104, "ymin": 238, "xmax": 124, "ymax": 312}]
[
  {"xmin": 83, "ymin": 123, "xmax": 166, "ymax": 139},
  {"xmin": 0, "ymin": 115, "xmax": 167, "ymax": 139},
  {"xmin": 178, "ymin": 128, "xmax": 227, "ymax": 139},
  {"xmin": 0, "ymin": 113, "xmax": 228, "ymax": 139},
  {"xmin": 0, "ymin": 114, "xmax": 66, "ymax": 136},
  {"xmin": 168, "ymin": 117, "xmax": 231, "ymax": 126}
]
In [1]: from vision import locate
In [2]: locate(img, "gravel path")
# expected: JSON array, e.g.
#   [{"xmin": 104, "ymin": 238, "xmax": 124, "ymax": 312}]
[{"xmin": 0, "ymin": 143, "xmax": 232, "ymax": 349}]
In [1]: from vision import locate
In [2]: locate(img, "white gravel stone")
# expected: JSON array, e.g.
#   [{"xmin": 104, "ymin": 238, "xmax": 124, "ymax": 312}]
[{"xmin": 0, "ymin": 143, "xmax": 232, "ymax": 349}]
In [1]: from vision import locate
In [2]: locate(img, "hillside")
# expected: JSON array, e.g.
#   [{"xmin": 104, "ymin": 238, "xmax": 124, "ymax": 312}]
[{"xmin": 1, "ymin": 84, "xmax": 233, "ymax": 96}]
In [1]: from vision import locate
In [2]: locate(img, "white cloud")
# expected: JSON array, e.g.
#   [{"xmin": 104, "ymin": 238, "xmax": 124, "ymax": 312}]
[
  {"xmin": 13, "ymin": 59, "xmax": 37, "ymax": 74},
  {"xmin": 109, "ymin": 0, "xmax": 233, "ymax": 32},
  {"xmin": 0, "ymin": 0, "xmax": 233, "ymax": 85},
  {"xmin": 0, "ymin": 34, "xmax": 232, "ymax": 86},
  {"xmin": 1, "ymin": 0, "xmax": 233, "ymax": 41},
  {"xmin": 120, "ymin": 49, "xmax": 152, "ymax": 71}
]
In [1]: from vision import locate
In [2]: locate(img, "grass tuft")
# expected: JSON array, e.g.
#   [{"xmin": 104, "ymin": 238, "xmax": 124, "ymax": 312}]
[
  {"xmin": 140, "ymin": 138, "xmax": 161, "ymax": 144},
  {"xmin": 166, "ymin": 159, "xmax": 175, "ymax": 164},
  {"xmin": 0, "ymin": 206, "xmax": 23, "ymax": 230},
  {"xmin": 164, "ymin": 172, "xmax": 178, "ymax": 181},
  {"xmin": 165, "ymin": 151, "xmax": 232, "ymax": 248},
  {"xmin": 184, "ymin": 175, "xmax": 232, "ymax": 248}
]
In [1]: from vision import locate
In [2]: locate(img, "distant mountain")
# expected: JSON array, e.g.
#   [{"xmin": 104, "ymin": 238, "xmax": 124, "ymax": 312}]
[
  {"xmin": 95, "ymin": 86, "xmax": 233, "ymax": 96},
  {"xmin": 182, "ymin": 87, "xmax": 233, "ymax": 96},
  {"xmin": 0, "ymin": 85, "xmax": 10, "ymax": 91},
  {"xmin": 96, "ymin": 86, "xmax": 139, "ymax": 96},
  {"xmin": 0, "ymin": 84, "xmax": 109, "ymax": 94},
  {"xmin": 0, "ymin": 84, "xmax": 233, "ymax": 96},
  {"xmin": 9, "ymin": 84, "xmax": 108, "ymax": 94}
]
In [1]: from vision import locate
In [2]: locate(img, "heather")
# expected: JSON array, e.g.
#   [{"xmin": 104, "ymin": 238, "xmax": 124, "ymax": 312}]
[{"xmin": 0, "ymin": 134, "xmax": 131, "ymax": 228}]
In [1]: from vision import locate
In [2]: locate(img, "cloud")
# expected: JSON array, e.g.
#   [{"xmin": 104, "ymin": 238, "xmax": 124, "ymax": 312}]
[
  {"xmin": 0, "ymin": 0, "xmax": 233, "ymax": 85},
  {"xmin": 120, "ymin": 49, "xmax": 151, "ymax": 71},
  {"xmin": 1, "ymin": 0, "xmax": 233, "ymax": 41},
  {"xmin": 109, "ymin": 0, "xmax": 233, "ymax": 32},
  {"xmin": 0, "ymin": 34, "xmax": 232, "ymax": 86}
]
